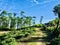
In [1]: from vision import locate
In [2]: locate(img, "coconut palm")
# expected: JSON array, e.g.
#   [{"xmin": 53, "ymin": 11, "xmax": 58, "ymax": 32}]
[
  {"xmin": 32, "ymin": 16, "xmax": 36, "ymax": 25},
  {"xmin": 52, "ymin": 4, "xmax": 60, "ymax": 38},
  {"xmin": 16, "ymin": 17, "xmax": 22, "ymax": 29},
  {"xmin": 12, "ymin": 13, "xmax": 17, "ymax": 29},
  {"xmin": 53, "ymin": 4, "xmax": 60, "ymax": 29},
  {"xmin": 8, "ymin": 13, "xmax": 12, "ymax": 29},
  {"xmin": 0, "ymin": 10, "xmax": 8, "ymax": 28},
  {"xmin": 24, "ymin": 16, "xmax": 32, "ymax": 26},
  {"xmin": 20, "ymin": 11, "xmax": 27, "ymax": 27},
  {"xmin": 10, "ymin": 13, "xmax": 17, "ymax": 29},
  {"xmin": 53, "ymin": 4, "xmax": 60, "ymax": 18},
  {"xmin": 20, "ymin": 11, "xmax": 26, "ymax": 18},
  {"xmin": 40, "ymin": 16, "xmax": 43, "ymax": 24}
]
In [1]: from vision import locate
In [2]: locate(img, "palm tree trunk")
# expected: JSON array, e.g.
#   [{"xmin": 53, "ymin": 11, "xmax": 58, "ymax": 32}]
[
  {"xmin": 15, "ymin": 20, "xmax": 17, "ymax": 29},
  {"xmin": 8, "ymin": 20, "xmax": 11, "ymax": 29},
  {"xmin": 58, "ymin": 13, "xmax": 60, "ymax": 18}
]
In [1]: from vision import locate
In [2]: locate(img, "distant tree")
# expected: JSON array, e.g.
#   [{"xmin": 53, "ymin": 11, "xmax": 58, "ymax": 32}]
[
  {"xmin": 40, "ymin": 16, "xmax": 43, "ymax": 24},
  {"xmin": 21, "ymin": 11, "xmax": 24, "ymax": 16},
  {"xmin": 32, "ymin": 16, "xmax": 36, "ymax": 25},
  {"xmin": 28, "ymin": 16, "xmax": 32, "ymax": 26},
  {"xmin": 17, "ymin": 17, "xmax": 22, "ymax": 29},
  {"xmin": 0, "ymin": 10, "xmax": 8, "ymax": 28},
  {"xmin": 20, "ymin": 11, "xmax": 25, "ymax": 27},
  {"xmin": 8, "ymin": 13, "xmax": 13, "ymax": 29},
  {"xmin": 12, "ymin": 13, "xmax": 17, "ymax": 29},
  {"xmin": 20, "ymin": 11, "xmax": 26, "ymax": 18}
]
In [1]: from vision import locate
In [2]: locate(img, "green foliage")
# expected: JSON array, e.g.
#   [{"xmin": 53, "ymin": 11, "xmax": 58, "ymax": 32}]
[
  {"xmin": 0, "ymin": 10, "xmax": 35, "ymax": 30},
  {"xmin": 53, "ymin": 4, "xmax": 60, "ymax": 18},
  {"xmin": 0, "ymin": 28, "xmax": 34, "ymax": 45},
  {"xmin": 0, "ymin": 27, "xmax": 9, "ymax": 31},
  {"xmin": 0, "ymin": 37, "xmax": 17, "ymax": 45},
  {"xmin": 0, "ymin": 28, "xmax": 34, "ymax": 39},
  {"xmin": 40, "ymin": 16, "xmax": 43, "ymax": 24},
  {"xmin": 50, "ymin": 35, "xmax": 60, "ymax": 45},
  {"xmin": 33, "ymin": 24, "xmax": 43, "ymax": 27},
  {"xmin": 45, "ymin": 18, "xmax": 59, "ymax": 27},
  {"xmin": 46, "ymin": 27, "xmax": 55, "ymax": 32}
]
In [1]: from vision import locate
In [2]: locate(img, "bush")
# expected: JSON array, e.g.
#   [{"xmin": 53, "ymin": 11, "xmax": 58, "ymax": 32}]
[
  {"xmin": 33, "ymin": 24, "xmax": 43, "ymax": 27},
  {"xmin": 0, "ymin": 28, "xmax": 35, "ymax": 45},
  {"xmin": 0, "ymin": 27, "xmax": 10, "ymax": 31},
  {"xmin": 1, "ymin": 29, "xmax": 34, "ymax": 39},
  {"xmin": 50, "ymin": 34, "xmax": 60, "ymax": 45},
  {"xmin": 0, "ymin": 37, "xmax": 17, "ymax": 45}
]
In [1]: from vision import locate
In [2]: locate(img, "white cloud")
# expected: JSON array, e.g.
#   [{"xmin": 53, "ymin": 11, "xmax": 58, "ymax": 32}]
[
  {"xmin": 39, "ymin": 0, "xmax": 55, "ymax": 5},
  {"xmin": 27, "ymin": 0, "xmax": 39, "ymax": 4},
  {"xmin": 26, "ymin": 0, "xmax": 56, "ymax": 8},
  {"xmin": 30, "ymin": 0, "xmax": 56, "ymax": 8},
  {"xmin": 33, "ymin": 0, "xmax": 39, "ymax": 4}
]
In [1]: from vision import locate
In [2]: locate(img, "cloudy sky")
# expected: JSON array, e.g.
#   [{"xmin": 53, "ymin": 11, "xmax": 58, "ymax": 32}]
[{"xmin": 0, "ymin": 0, "xmax": 60, "ymax": 24}]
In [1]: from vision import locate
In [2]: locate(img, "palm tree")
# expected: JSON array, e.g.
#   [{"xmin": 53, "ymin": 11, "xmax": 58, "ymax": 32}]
[
  {"xmin": 28, "ymin": 16, "xmax": 32, "ymax": 26},
  {"xmin": 0, "ymin": 10, "xmax": 2, "ymax": 27},
  {"xmin": 53, "ymin": 4, "xmax": 60, "ymax": 18},
  {"xmin": 52, "ymin": 4, "xmax": 60, "ymax": 38},
  {"xmin": 24, "ymin": 16, "xmax": 32, "ymax": 26},
  {"xmin": 21, "ymin": 11, "xmax": 24, "ymax": 15},
  {"xmin": 53, "ymin": 4, "xmax": 60, "ymax": 29},
  {"xmin": 32, "ymin": 16, "xmax": 36, "ymax": 25},
  {"xmin": 17, "ymin": 17, "xmax": 22, "ymax": 29},
  {"xmin": 12, "ymin": 13, "xmax": 17, "ymax": 29},
  {"xmin": 0, "ymin": 10, "xmax": 7, "ymax": 28},
  {"xmin": 8, "ymin": 13, "xmax": 12, "ymax": 29},
  {"xmin": 20, "ymin": 11, "xmax": 26, "ymax": 18},
  {"xmin": 40, "ymin": 16, "xmax": 43, "ymax": 24},
  {"xmin": 9, "ymin": 13, "xmax": 17, "ymax": 29},
  {"xmin": 20, "ymin": 11, "xmax": 27, "ymax": 27}
]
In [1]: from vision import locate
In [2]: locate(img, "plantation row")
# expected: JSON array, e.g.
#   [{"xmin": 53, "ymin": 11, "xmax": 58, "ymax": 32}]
[
  {"xmin": 0, "ymin": 10, "xmax": 39, "ymax": 30},
  {"xmin": 0, "ymin": 23, "xmax": 60, "ymax": 45},
  {"xmin": 0, "ymin": 28, "xmax": 35, "ymax": 45}
]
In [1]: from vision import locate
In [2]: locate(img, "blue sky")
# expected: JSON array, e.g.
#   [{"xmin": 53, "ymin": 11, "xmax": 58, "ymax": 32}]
[{"xmin": 0, "ymin": 0, "xmax": 60, "ymax": 24}]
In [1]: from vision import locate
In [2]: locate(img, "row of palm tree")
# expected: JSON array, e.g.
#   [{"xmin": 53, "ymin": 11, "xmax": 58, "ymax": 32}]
[{"xmin": 0, "ymin": 10, "xmax": 36, "ymax": 29}]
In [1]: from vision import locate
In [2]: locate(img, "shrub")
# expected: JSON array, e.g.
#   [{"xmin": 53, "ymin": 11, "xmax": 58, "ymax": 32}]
[
  {"xmin": 0, "ymin": 28, "xmax": 35, "ymax": 44},
  {"xmin": 1, "ymin": 29, "xmax": 34, "ymax": 39},
  {"xmin": 0, "ymin": 27, "xmax": 10, "ymax": 31},
  {"xmin": 0, "ymin": 37, "xmax": 17, "ymax": 45},
  {"xmin": 50, "ymin": 34, "xmax": 60, "ymax": 45},
  {"xmin": 33, "ymin": 24, "xmax": 43, "ymax": 27}
]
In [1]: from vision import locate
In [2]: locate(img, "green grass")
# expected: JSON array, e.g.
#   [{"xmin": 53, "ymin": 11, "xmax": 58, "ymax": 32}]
[
  {"xmin": 0, "ymin": 33, "xmax": 3, "ymax": 36},
  {"xmin": 28, "ymin": 42, "xmax": 37, "ymax": 45},
  {"xmin": 18, "ymin": 42, "xmax": 37, "ymax": 45}
]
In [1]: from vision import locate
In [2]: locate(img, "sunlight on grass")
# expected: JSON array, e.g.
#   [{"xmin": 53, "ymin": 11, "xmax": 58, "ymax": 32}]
[{"xmin": 18, "ymin": 42, "xmax": 37, "ymax": 45}]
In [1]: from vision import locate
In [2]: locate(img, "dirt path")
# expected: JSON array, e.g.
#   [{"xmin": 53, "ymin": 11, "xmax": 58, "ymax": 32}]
[
  {"xmin": 0, "ymin": 31, "xmax": 10, "ymax": 34},
  {"xmin": 18, "ymin": 28, "xmax": 48, "ymax": 45},
  {"xmin": 32, "ymin": 28, "xmax": 47, "ymax": 45}
]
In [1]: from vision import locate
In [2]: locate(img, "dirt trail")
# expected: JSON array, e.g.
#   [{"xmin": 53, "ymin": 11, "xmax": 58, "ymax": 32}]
[
  {"xmin": 0, "ymin": 31, "xmax": 10, "ymax": 34},
  {"xmin": 18, "ymin": 28, "xmax": 48, "ymax": 45},
  {"xmin": 34, "ymin": 28, "xmax": 47, "ymax": 45}
]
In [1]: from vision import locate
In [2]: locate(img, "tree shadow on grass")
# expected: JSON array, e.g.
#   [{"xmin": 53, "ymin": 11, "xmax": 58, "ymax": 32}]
[{"xmin": 18, "ymin": 37, "xmax": 48, "ymax": 42}]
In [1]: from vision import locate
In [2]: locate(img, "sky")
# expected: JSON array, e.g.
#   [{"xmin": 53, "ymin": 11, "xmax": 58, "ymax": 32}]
[{"xmin": 0, "ymin": 0, "xmax": 60, "ymax": 24}]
